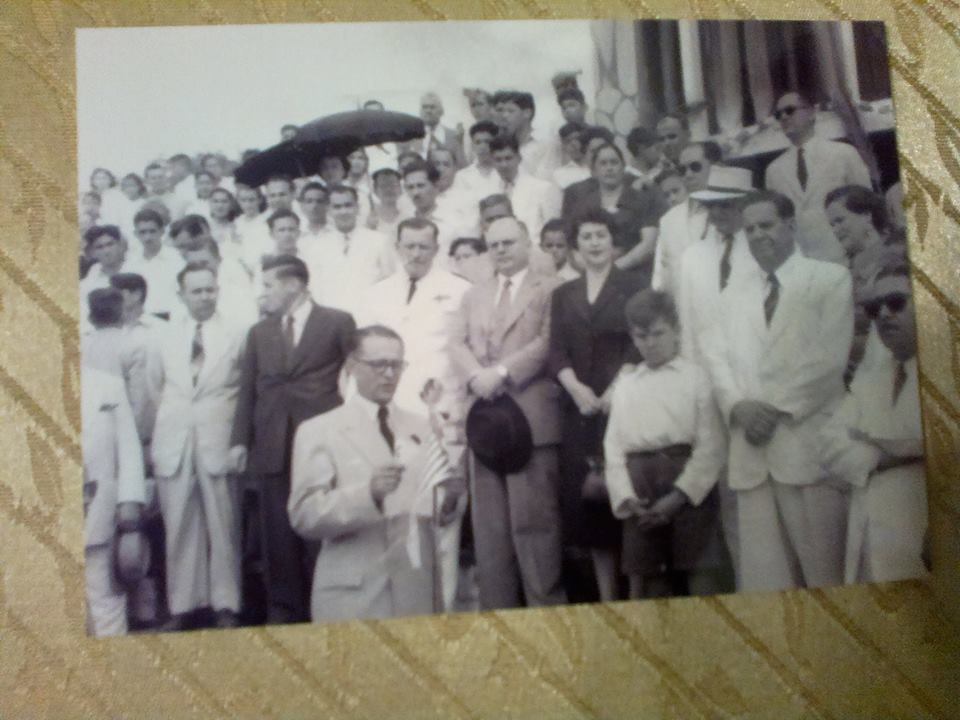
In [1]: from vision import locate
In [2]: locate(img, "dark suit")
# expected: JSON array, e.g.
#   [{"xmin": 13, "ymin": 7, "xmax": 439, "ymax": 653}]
[
  {"xmin": 548, "ymin": 269, "xmax": 643, "ymax": 552},
  {"xmin": 231, "ymin": 302, "xmax": 355, "ymax": 622},
  {"xmin": 398, "ymin": 124, "xmax": 466, "ymax": 167},
  {"xmin": 450, "ymin": 270, "xmax": 567, "ymax": 610},
  {"xmin": 561, "ymin": 178, "xmax": 667, "ymax": 285}
]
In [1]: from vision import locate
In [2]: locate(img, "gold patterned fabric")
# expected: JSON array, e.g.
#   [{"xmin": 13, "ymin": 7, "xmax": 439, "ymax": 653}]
[{"xmin": 1, "ymin": 1, "xmax": 959, "ymax": 717}]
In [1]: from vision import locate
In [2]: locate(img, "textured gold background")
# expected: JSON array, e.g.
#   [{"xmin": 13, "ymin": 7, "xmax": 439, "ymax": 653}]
[{"xmin": 1, "ymin": 1, "xmax": 958, "ymax": 717}]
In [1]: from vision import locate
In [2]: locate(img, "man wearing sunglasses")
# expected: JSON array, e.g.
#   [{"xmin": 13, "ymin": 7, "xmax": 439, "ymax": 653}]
[
  {"xmin": 764, "ymin": 90, "xmax": 872, "ymax": 265},
  {"xmin": 836, "ymin": 259, "xmax": 925, "ymax": 583}
]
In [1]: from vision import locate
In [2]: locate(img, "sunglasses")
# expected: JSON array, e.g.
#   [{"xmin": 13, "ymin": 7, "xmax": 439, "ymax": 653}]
[
  {"xmin": 863, "ymin": 292, "xmax": 910, "ymax": 319},
  {"xmin": 773, "ymin": 104, "xmax": 808, "ymax": 121},
  {"xmin": 679, "ymin": 161, "xmax": 705, "ymax": 175}
]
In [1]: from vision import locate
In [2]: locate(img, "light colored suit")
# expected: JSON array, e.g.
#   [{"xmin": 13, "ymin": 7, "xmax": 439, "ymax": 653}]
[
  {"xmin": 765, "ymin": 137, "xmax": 871, "ymax": 264},
  {"xmin": 288, "ymin": 398, "xmax": 439, "ymax": 621},
  {"xmin": 651, "ymin": 199, "xmax": 709, "ymax": 299},
  {"xmin": 148, "ymin": 311, "xmax": 246, "ymax": 614},
  {"xmin": 702, "ymin": 250, "xmax": 854, "ymax": 591},
  {"xmin": 83, "ymin": 366, "xmax": 146, "ymax": 636},
  {"xmin": 450, "ymin": 269, "xmax": 567, "ymax": 609}
]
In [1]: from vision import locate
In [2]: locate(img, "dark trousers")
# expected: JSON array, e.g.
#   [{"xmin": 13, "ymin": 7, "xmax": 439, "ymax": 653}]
[{"xmin": 257, "ymin": 471, "xmax": 317, "ymax": 624}]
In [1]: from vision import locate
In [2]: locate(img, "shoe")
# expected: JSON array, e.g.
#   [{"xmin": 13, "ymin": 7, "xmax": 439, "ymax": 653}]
[
  {"xmin": 158, "ymin": 613, "xmax": 189, "ymax": 633},
  {"xmin": 213, "ymin": 609, "xmax": 240, "ymax": 628}
]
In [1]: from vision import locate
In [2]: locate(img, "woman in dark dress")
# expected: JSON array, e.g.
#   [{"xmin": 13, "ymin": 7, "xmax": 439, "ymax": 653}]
[
  {"xmin": 548, "ymin": 207, "xmax": 645, "ymax": 602},
  {"xmin": 560, "ymin": 142, "xmax": 667, "ymax": 287}
]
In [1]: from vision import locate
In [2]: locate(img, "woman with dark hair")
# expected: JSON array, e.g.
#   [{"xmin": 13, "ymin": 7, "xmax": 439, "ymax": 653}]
[
  {"xmin": 209, "ymin": 186, "xmax": 243, "ymax": 255},
  {"xmin": 825, "ymin": 184, "xmax": 907, "ymax": 382},
  {"xmin": 561, "ymin": 142, "xmax": 667, "ymax": 288},
  {"xmin": 548, "ymin": 207, "xmax": 645, "ymax": 602}
]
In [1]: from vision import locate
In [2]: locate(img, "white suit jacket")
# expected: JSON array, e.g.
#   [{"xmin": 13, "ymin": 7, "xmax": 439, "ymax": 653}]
[
  {"xmin": 502, "ymin": 172, "xmax": 562, "ymax": 241},
  {"xmin": 288, "ymin": 398, "xmax": 439, "ymax": 621},
  {"xmin": 148, "ymin": 311, "xmax": 247, "ymax": 478},
  {"xmin": 651, "ymin": 199, "xmax": 709, "ymax": 299},
  {"xmin": 676, "ymin": 227, "xmax": 752, "ymax": 362},
  {"xmin": 702, "ymin": 251, "xmax": 853, "ymax": 490},
  {"xmin": 83, "ymin": 367, "xmax": 146, "ymax": 548},
  {"xmin": 358, "ymin": 266, "xmax": 471, "ymax": 415},
  {"xmin": 765, "ymin": 137, "xmax": 871, "ymax": 264}
]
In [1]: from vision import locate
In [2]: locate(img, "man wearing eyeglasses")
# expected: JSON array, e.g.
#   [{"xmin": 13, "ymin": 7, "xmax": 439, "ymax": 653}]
[
  {"xmin": 651, "ymin": 141, "xmax": 721, "ymax": 301},
  {"xmin": 825, "ymin": 258, "xmax": 925, "ymax": 583},
  {"xmin": 764, "ymin": 90, "xmax": 872, "ymax": 265},
  {"xmin": 701, "ymin": 190, "xmax": 853, "ymax": 593},
  {"xmin": 288, "ymin": 325, "xmax": 460, "ymax": 621}
]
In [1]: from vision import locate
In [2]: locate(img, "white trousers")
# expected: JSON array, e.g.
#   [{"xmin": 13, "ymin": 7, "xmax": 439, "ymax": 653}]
[
  {"xmin": 85, "ymin": 543, "xmax": 127, "ymax": 637},
  {"xmin": 738, "ymin": 479, "xmax": 847, "ymax": 592},
  {"xmin": 157, "ymin": 442, "xmax": 241, "ymax": 614}
]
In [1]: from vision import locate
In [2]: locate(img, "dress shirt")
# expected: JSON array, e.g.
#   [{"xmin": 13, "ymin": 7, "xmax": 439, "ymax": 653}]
[
  {"xmin": 552, "ymin": 162, "xmax": 590, "ymax": 190},
  {"xmin": 603, "ymin": 357, "xmax": 724, "ymax": 517},
  {"xmin": 300, "ymin": 225, "xmax": 394, "ymax": 315},
  {"xmin": 125, "ymin": 245, "xmax": 183, "ymax": 317},
  {"xmin": 495, "ymin": 267, "xmax": 529, "ymax": 307},
  {"xmin": 283, "ymin": 294, "xmax": 314, "ymax": 349},
  {"xmin": 518, "ymin": 135, "xmax": 549, "ymax": 177},
  {"xmin": 453, "ymin": 162, "xmax": 501, "ymax": 201}
]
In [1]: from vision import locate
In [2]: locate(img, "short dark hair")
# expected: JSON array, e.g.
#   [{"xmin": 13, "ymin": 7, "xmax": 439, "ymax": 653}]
[
  {"xmin": 299, "ymin": 181, "xmax": 327, "ymax": 199},
  {"xmin": 558, "ymin": 122, "xmax": 586, "ymax": 140},
  {"xmin": 449, "ymin": 236, "xmax": 487, "ymax": 257},
  {"xmin": 540, "ymin": 218, "xmax": 566, "ymax": 243},
  {"xmin": 319, "ymin": 154, "xmax": 350, "ymax": 175},
  {"xmin": 579, "ymin": 125, "xmax": 616, "ymax": 153},
  {"xmin": 267, "ymin": 208, "xmax": 300, "ymax": 230},
  {"xmin": 109, "ymin": 273, "xmax": 148, "ymax": 304},
  {"xmin": 87, "ymin": 288, "xmax": 124, "ymax": 328},
  {"xmin": 362, "ymin": 99, "xmax": 384, "ymax": 110},
  {"xmin": 265, "ymin": 173, "xmax": 295, "ymax": 190},
  {"xmin": 120, "ymin": 173, "xmax": 146, "ymax": 198},
  {"xmin": 624, "ymin": 289, "xmax": 679, "ymax": 330},
  {"xmin": 262, "ymin": 254, "xmax": 309, "ymax": 285},
  {"xmin": 133, "ymin": 208, "xmax": 166, "ymax": 229},
  {"xmin": 177, "ymin": 261, "xmax": 217, "ymax": 289},
  {"xmin": 824, "ymin": 185, "xmax": 889, "ymax": 234},
  {"xmin": 478, "ymin": 193, "xmax": 513, "ymax": 215},
  {"xmin": 91, "ymin": 167, "xmax": 117, "ymax": 188},
  {"xmin": 168, "ymin": 153, "xmax": 192, "ymax": 167},
  {"xmin": 402, "ymin": 160, "xmax": 440, "ymax": 184},
  {"xmin": 557, "ymin": 88, "xmax": 586, "ymax": 106},
  {"xmin": 281, "ymin": 123, "xmax": 298, "ymax": 134},
  {"xmin": 348, "ymin": 324, "xmax": 405, "ymax": 356},
  {"xmin": 81, "ymin": 191, "xmax": 101, "ymax": 204},
  {"xmin": 742, "ymin": 190, "xmax": 796, "ymax": 221},
  {"xmin": 571, "ymin": 208, "xmax": 615, "ymax": 244},
  {"xmin": 181, "ymin": 235, "xmax": 221, "ymax": 259},
  {"xmin": 469, "ymin": 120, "xmax": 499, "ymax": 138},
  {"xmin": 489, "ymin": 135, "xmax": 520, "ymax": 155},
  {"xmin": 372, "ymin": 168, "xmax": 401, "ymax": 185},
  {"xmin": 397, "ymin": 217, "xmax": 439, "ymax": 244},
  {"xmin": 397, "ymin": 150, "xmax": 424, "ymax": 167},
  {"xmin": 327, "ymin": 184, "xmax": 359, "ymax": 202},
  {"xmin": 873, "ymin": 249, "xmax": 911, "ymax": 282},
  {"xmin": 144, "ymin": 161, "xmax": 166, "ymax": 176},
  {"xmin": 774, "ymin": 89, "xmax": 815, "ymax": 111},
  {"xmin": 83, "ymin": 224, "xmax": 121, "ymax": 248},
  {"xmin": 626, "ymin": 126, "xmax": 658, "ymax": 156},
  {"xmin": 169, "ymin": 214, "xmax": 210, "ymax": 239}
]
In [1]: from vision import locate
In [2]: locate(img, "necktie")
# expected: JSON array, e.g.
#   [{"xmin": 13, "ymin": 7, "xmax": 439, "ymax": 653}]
[
  {"xmin": 377, "ymin": 404, "xmax": 395, "ymax": 454},
  {"xmin": 797, "ymin": 147, "xmax": 808, "ymax": 191},
  {"xmin": 719, "ymin": 234, "xmax": 734, "ymax": 291},
  {"xmin": 406, "ymin": 277, "xmax": 418, "ymax": 304},
  {"xmin": 764, "ymin": 273, "xmax": 780, "ymax": 326},
  {"xmin": 190, "ymin": 322, "xmax": 204, "ymax": 385},
  {"xmin": 892, "ymin": 361, "xmax": 908, "ymax": 404},
  {"xmin": 342, "ymin": 233, "xmax": 350, "ymax": 256},
  {"xmin": 283, "ymin": 313, "xmax": 295, "ymax": 365},
  {"xmin": 496, "ymin": 277, "xmax": 513, "ymax": 319}
]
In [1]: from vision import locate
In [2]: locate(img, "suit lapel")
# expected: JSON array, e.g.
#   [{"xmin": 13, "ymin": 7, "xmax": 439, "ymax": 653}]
[
  {"xmin": 194, "ymin": 315, "xmax": 228, "ymax": 392},
  {"xmin": 338, "ymin": 400, "xmax": 394, "ymax": 466},
  {"xmin": 590, "ymin": 268, "xmax": 627, "ymax": 319},
  {"xmin": 498, "ymin": 271, "xmax": 539, "ymax": 340},
  {"xmin": 288, "ymin": 303, "xmax": 320, "ymax": 373},
  {"xmin": 567, "ymin": 277, "xmax": 591, "ymax": 323}
]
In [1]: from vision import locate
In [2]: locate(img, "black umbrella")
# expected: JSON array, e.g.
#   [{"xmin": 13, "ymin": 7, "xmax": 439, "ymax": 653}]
[{"xmin": 234, "ymin": 109, "xmax": 425, "ymax": 187}]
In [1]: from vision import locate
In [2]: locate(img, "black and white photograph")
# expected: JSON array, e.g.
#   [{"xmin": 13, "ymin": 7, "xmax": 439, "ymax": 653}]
[{"xmin": 75, "ymin": 17, "xmax": 927, "ymax": 637}]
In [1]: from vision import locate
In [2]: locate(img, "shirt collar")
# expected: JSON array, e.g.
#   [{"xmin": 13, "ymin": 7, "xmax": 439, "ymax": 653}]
[
  {"xmin": 635, "ymin": 355, "xmax": 683, "ymax": 376},
  {"xmin": 285, "ymin": 293, "xmax": 312, "ymax": 324},
  {"xmin": 764, "ymin": 248, "xmax": 801, "ymax": 285},
  {"xmin": 498, "ymin": 267, "xmax": 528, "ymax": 292},
  {"xmin": 353, "ymin": 391, "xmax": 395, "ymax": 422}
]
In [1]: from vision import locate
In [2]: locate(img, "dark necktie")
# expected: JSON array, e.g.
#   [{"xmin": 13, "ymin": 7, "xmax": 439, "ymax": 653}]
[
  {"xmin": 892, "ymin": 361, "xmax": 908, "ymax": 404},
  {"xmin": 190, "ymin": 322, "xmax": 204, "ymax": 385},
  {"xmin": 719, "ymin": 234, "xmax": 734, "ymax": 291},
  {"xmin": 342, "ymin": 233, "xmax": 350, "ymax": 256},
  {"xmin": 377, "ymin": 404, "xmax": 395, "ymax": 454},
  {"xmin": 764, "ymin": 273, "xmax": 780, "ymax": 326},
  {"xmin": 797, "ymin": 147, "xmax": 808, "ymax": 191},
  {"xmin": 406, "ymin": 277, "xmax": 418, "ymax": 304}
]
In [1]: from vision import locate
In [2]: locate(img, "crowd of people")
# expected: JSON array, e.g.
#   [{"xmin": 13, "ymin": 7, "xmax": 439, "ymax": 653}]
[{"xmin": 79, "ymin": 82, "xmax": 927, "ymax": 637}]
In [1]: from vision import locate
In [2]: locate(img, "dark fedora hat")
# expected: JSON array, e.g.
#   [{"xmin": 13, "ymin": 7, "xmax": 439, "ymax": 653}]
[{"xmin": 466, "ymin": 394, "xmax": 534, "ymax": 475}]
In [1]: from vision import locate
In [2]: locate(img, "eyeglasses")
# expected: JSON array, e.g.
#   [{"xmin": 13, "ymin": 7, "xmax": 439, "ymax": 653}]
[
  {"xmin": 773, "ymin": 105, "xmax": 809, "ymax": 121},
  {"xmin": 863, "ymin": 292, "xmax": 910, "ymax": 319},
  {"xmin": 355, "ymin": 357, "xmax": 407, "ymax": 374},
  {"xmin": 679, "ymin": 161, "xmax": 705, "ymax": 175}
]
